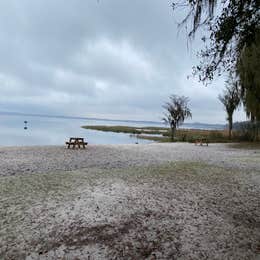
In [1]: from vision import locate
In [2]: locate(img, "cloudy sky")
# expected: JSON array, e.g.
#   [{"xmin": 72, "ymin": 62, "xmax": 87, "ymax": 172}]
[{"xmin": 0, "ymin": 0, "xmax": 247, "ymax": 124}]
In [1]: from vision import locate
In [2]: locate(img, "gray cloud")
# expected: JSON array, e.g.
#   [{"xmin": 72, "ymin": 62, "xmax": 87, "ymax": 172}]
[{"xmin": 0, "ymin": 0, "xmax": 246, "ymax": 123}]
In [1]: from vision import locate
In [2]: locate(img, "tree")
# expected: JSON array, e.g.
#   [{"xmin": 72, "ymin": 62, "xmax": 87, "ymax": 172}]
[
  {"xmin": 218, "ymin": 77, "xmax": 241, "ymax": 139},
  {"xmin": 172, "ymin": 1, "xmax": 259, "ymax": 134},
  {"xmin": 237, "ymin": 28, "xmax": 260, "ymax": 120},
  {"xmin": 163, "ymin": 95, "xmax": 192, "ymax": 141},
  {"xmin": 236, "ymin": 28, "xmax": 260, "ymax": 141},
  {"xmin": 172, "ymin": 0, "xmax": 260, "ymax": 83}
]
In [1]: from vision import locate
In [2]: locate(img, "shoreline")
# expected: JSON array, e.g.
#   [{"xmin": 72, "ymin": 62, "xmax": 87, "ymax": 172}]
[{"xmin": 82, "ymin": 125, "xmax": 229, "ymax": 143}]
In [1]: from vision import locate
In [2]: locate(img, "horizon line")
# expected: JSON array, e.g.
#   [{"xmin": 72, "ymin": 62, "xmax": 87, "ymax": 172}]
[{"xmin": 0, "ymin": 110, "xmax": 225, "ymax": 126}]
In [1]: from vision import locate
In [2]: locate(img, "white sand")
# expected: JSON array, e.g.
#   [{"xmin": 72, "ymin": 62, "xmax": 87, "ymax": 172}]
[
  {"xmin": 0, "ymin": 143, "xmax": 259, "ymax": 177},
  {"xmin": 0, "ymin": 143, "xmax": 259, "ymax": 259}
]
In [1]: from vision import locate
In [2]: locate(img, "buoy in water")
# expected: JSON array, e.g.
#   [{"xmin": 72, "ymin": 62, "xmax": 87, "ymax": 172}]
[{"xmin": 24, "ymin": 120, "xmax": 28, "ymax": 130}]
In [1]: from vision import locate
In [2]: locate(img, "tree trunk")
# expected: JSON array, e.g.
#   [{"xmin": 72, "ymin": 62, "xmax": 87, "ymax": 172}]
[
  {"xmin": 171, "ymin": 127, "xmax": 175, "ymax": 142},
  {"xmin": 257, "ymin": 124, "xmax": 259, "ymax": 141},
  {"xmin": 228, "ymin": 115, "xmax": 233, "ymax": 140},
  {"xmin": 253, "ymin": 120, "xmax": 259, "ymax": 142}
]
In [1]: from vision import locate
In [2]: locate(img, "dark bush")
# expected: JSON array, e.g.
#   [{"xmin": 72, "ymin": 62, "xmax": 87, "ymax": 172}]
[{"xmin": 233, "ymin": 121, "xmax": 260, "ymax": 141}]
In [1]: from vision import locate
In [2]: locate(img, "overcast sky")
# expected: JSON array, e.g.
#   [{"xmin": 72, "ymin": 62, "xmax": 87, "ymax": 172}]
[{"xmin": 0, "ymin": 0, "xmax": 247, "ymax": 124}]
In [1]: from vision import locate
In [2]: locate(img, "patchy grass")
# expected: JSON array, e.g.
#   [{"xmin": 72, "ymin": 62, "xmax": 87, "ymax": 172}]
[
  {"xmin": 82, "ymin": 125, "xmax": 168, "ymax": 135},
  {"xmin": 82, "ymin": 125, "xmax": 260, "ymax": 144},
  {"xmin": 228, "ymin": 142, "xmax": 260, "ymax": 150},
  {"xmin": 136, "ymin": 134, "xmax": 171, "ymax": 142},
  {"xmin": 1, "ymin": 162, "xmax": 260, "ymax": 259},
  {"xmin": 234, "ymin": 156, "xmax": 260, "ymax": 163}
]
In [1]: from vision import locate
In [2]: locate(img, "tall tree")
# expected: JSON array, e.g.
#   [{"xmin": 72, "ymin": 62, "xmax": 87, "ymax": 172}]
[
  {"xmin": 172, "ymin": 0, "xmax": 260, "ymax": 83},
  {"xmin": 237, "ymin": 34, "xmax": 260, "ymax": 141},
  {"xmin": 163, "ymin": 95, "xmax": 192, "ymax": 141},
  {"xmin": 218, "ymin": 78, "xmax": 241, "ymax": 139},
  {"xmin": 172, "ymin": 0, "xmax": 259, "ymax": 133},
  {"xmin": 237, "ymin": 28, "xmax": 260, "ymax": 121}
]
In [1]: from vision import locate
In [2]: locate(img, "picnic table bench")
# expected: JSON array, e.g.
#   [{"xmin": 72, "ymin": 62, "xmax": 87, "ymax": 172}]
[
  {"xmin": 195, "ymin": 138, "xmax": 209, "ymax": 146},
  {"xmin": 66, "ymin": 137, "xmax": 88, "ymax": 149}
]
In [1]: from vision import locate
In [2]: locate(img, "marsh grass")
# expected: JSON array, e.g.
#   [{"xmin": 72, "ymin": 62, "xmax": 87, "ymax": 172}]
[
  {"xmin": 82, "ymin": 125, "xmax": 229, "ymax": 143},
  {"xmin": 82, "ymin": 125, "xmax": 167, "ymax": 135}
]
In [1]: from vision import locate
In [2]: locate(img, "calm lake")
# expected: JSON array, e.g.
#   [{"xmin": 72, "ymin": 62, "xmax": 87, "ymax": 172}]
[{"xmin": 0, "ymin": 113, "xmax": 224, "ymax": 146}]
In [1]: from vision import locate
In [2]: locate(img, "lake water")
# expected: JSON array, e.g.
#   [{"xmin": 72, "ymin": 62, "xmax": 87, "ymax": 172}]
[{"xmin": 0, "ymin": 113, "xmax": 224, "ymax": 146}]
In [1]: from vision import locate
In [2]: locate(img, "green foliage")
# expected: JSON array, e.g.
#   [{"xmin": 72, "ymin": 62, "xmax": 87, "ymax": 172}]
[
  {"xmin": 82, "ymin": 125, "xmax": 168, "ymax": 135},
  {"xmin": 82, "ymin": 125, "xmax": 230, "ymax": 143},
  {"xmin": 172, "ymin": 1, "xmax": 259, "ymax": 141},
  {"xmin": 147, "ymin": 130, "xmax": 219, "ymax": 143},
  {"xmin": 233, "ymin": 121, "xmax": 260, "ymax": 141},
  {"xmin": 173, "ymin": 0, "xmax": 260, "ymax": 83},
  {"xmin": 237, "ymin": 29, "xmax": 260, "ymax": 121}
]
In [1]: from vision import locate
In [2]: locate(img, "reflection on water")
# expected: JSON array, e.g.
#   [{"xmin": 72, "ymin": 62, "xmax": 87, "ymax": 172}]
[{"xmin": 0, "ymin": 115, "xmax": 154, "ymax": 146}]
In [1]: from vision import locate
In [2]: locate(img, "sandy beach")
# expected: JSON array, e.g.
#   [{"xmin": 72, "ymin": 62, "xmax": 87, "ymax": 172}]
[{"xmin": 0, "ymin": 143, "xmax": 260, "ymax": 259}]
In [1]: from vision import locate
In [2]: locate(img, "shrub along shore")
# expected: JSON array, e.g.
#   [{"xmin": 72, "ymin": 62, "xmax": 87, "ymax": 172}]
[
  {"xmin": 82, "ymin": 125, "xmax": 260, "ymax": 143},
  {"xmin": 82, "ymin": 125, "xmax": 234, "ymax": 143}
]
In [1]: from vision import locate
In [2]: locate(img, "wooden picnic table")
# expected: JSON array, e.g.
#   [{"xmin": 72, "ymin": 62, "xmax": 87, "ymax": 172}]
[{"xmin": 66, "ymin": 137, "xmax": 88, "ymax": 149}]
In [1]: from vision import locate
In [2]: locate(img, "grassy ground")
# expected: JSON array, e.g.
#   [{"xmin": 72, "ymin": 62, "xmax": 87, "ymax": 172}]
[
  {"xmin": 228, "ymin": 142, "xmax": 260, "ymax": 149},
  {"xmin": 1, "ymin": 162, "xmax": 260, "ymax": 259},
  {"xmin": 135, "ymin": 134, "xmax": 171, "ymax": 142},
  {"xmin": 82, "ymin": 125, "xmax": 168, "ymax": 135},
  {"xmin": 82, "ymin": 125, "xmax": 230, "ymax": 143}
]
